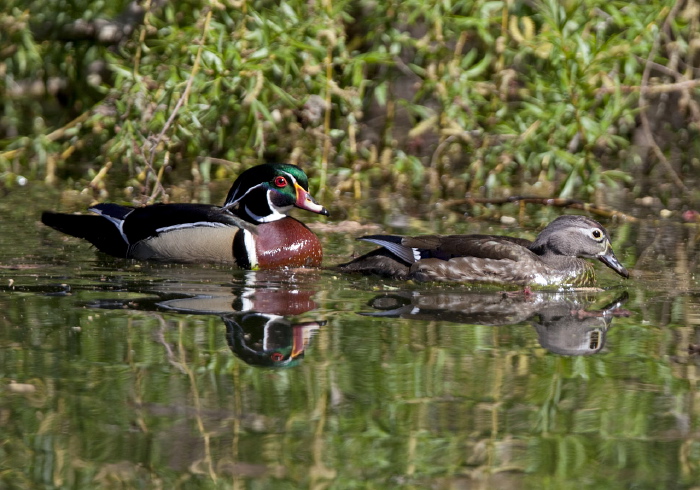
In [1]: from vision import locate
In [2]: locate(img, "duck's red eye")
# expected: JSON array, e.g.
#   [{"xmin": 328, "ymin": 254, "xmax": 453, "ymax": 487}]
[
  {"xmin": 274, "ymin": 176, "xmax": 287, "ymax": 187},
  {"xmin": 270, "ymin": 352, "xmax": 284, "ymax": 361}
]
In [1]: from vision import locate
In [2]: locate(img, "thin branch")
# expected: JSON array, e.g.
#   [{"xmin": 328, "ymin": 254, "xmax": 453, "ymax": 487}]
[
  {"xmin": 319, "ymin": 43, "xmax": 334, "ymax": 197},
  {"xmin": 596, "ymin": 78, "xmax": 700, "ymax": 95},
  {"xmin": 633, "ymin": 54, "xmax": 683, "ymax": 80},
  {"xmin": 89, "ymin": 161, "xmax": 113, "ymax": 189},
  {"xmin": 638, "ymin": 0, "xmax": 688, "ymax": 193},
  {"xmin": 142, "ymin": 8, "xmax": 213, "ymax": 203}
]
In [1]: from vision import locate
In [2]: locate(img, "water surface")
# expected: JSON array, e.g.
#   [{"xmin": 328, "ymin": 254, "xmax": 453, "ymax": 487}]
[{"xmin": 1, "ymin": 184, "xmax": 699, "ymax": 489}]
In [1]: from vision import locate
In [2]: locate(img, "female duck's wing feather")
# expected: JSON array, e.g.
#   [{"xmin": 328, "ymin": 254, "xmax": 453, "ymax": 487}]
[
  {"xmin": 343, "ymin": 234, "xmax": 538, "ymax": 281},
  {"xmin": 402, "ymin": 235, "xmax": 543, "ymax": 284},
  {"xmin": 359, "ymin": 235, "xmax": 419, "ymax": 264},
  {"xmin": 399, "ymin": 234, "xmax": 534, "ymax": 262},
  {"xmin": 410, "ymin": 255, "xmax": 539, "ymax": 284},
  {"xmin": 360, "ymin": 234, "xmax": 535, "ymax": 263}
]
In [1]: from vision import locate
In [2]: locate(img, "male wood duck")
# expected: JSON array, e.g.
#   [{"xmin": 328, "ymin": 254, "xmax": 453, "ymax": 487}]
[
  {"xmin": 41, "ymin": 163, "xmax": 329, "ymax": 269},
  {"xmin": 338, "ymin": 215, "xmax": 629, "ymax": 287}
]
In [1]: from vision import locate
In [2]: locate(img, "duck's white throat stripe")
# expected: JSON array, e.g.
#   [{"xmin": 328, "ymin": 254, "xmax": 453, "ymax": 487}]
[
  {"xmin": 243, "ymin": 229, "xmax": 258, "ymax": 268},
  {"xmin": 244, "ymin": 200, "xmax": 286, "ymax": 222}
]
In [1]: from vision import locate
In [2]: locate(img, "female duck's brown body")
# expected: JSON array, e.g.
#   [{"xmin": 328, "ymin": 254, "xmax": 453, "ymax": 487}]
[
  {"xmin": 41, "ymin": 163, "xmax": 328, "ymax": 269},
  {"xmin": 338, "ymin": 215, "xmax": 629, "ymax": 287}
]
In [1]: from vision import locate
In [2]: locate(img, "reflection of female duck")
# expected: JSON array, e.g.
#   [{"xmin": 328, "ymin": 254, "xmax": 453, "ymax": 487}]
[
  {"xmin": 530, "ymin": 294, "xmax": 629, "ymax": 355},
  {"xmin": 364, "ymin": 291, "xmax": 629, "ymax": 356},
  {"xmin": 340, "ymin": 215, "xmax": 629, "ymax": 286}
]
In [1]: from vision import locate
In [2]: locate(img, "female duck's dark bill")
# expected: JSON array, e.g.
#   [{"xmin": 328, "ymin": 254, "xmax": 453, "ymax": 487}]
[
  {"xmin": 294, "ymin": 183, "xmax": 329, "ymax": 216},
  {"xmin": 598, "ymin": 248, "xmax": 629, "ymax": 278}
]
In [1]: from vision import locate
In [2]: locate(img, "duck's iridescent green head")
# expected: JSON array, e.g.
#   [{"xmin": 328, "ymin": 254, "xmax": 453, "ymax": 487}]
[{"xmin": 224, "ymin": 163, "xmax": 329, "ymax": 223}]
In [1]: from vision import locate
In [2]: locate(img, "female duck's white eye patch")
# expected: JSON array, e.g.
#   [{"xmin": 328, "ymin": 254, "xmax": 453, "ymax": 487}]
[{"xmin": 577, "ymin": 227, "xmax": 604, "ymax": 241}]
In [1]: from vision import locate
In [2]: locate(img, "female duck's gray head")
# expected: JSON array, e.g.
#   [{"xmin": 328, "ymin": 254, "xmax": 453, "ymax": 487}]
[{"xmin": 528, "ymin": 215, "xmax": 629, "ymax": 278}]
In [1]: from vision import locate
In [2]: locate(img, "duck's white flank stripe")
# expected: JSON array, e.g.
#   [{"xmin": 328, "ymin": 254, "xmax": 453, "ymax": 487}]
[
  {"xmin": 243, "ymin": 229, "xmax": 258, "ymax": 268},
  {"xmin": 155, "ymin": 222, "xmax": 229, "ymax": 233}
]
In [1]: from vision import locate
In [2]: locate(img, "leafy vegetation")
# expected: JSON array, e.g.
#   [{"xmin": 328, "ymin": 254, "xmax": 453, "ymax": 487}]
[{"xmin": 1, "ymin": 0, "xmax": 698, "ymax": 204}]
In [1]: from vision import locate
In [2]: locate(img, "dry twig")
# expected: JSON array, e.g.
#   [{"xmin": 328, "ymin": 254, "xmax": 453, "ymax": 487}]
[
  {"xmin": 446, "ymin": 196, "xmax": 638, "ymax": 222},
  {"xmin": 596, "ymin": 78, "xmax": 700, "ymax": 95}
]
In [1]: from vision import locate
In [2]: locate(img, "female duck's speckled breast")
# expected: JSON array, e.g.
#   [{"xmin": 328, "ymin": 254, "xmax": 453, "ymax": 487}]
[{"xmin": 533, "ymin": 263, "xmax": 596, "ymax": 287}]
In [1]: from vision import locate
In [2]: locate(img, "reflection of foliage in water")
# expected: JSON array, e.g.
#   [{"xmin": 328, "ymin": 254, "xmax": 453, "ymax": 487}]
[
  {"xmin": 1, "ymin": 0, "xmax": 697, "ymax": 203},
  {"xmin": 1, "ymin": 277, "xmax": 699, "ymax": 488}
]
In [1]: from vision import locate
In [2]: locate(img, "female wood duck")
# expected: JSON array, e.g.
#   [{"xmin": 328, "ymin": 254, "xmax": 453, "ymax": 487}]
[
  {"xmin": 338, "ymin": 215, "xmax": 629, "ymax": 287},
  {"xmin": 41, "ymin": 163, "xmax": 329, "ymax": 269}
]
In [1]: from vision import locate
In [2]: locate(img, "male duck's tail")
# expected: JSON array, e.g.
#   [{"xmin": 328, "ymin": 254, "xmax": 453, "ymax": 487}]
[{"xmin": 41, "ymin": 210, "xmax": 129, "ymax": 257}]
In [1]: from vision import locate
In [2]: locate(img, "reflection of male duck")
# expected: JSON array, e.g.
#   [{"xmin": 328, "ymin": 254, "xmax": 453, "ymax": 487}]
[
  {"xmin": 364, "ymin": 290, "xmax": 629, "ymax": 356},
  {"xmin": 157, "ymin": 272, "xmax": 325, "ymax": 367},
  {"xmin": 86, "ymin": 270, "xmax": 325, "ymax": 367},
  {"xmin": 223, "ymin": 315, "xmax": 322, "ymax": 368}
]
